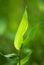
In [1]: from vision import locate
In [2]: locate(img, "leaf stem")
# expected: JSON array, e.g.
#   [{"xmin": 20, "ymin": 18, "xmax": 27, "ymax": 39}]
[{"xmin": 18, "ymin": 50, "xmax": 20, "ymax": 65}]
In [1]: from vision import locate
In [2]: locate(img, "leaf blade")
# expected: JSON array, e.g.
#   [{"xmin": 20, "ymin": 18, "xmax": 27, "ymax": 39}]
[{"xmin": 14, "ymin": 9, "xmax": 28, "ymax": 50}]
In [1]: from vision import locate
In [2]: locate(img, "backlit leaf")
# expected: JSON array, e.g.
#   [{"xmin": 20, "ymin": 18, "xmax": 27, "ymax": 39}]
[{"xmin": 14, "ymin": 9, "xmax": 28, "ymax": 50}]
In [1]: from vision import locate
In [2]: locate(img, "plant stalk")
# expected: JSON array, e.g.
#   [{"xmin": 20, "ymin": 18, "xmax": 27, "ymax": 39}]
[{"xmin": 18, "ymin": 50, "xmax": 20, "ymax": 65}]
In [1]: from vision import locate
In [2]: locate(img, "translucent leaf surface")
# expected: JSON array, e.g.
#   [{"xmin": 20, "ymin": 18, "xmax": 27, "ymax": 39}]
[{"xmin": 14, "ymin": 9, "xmax": 28, "ymax": 50}]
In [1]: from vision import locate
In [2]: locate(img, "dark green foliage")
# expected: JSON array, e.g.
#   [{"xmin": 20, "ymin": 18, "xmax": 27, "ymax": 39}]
[{"xmin": 0, "ymin": 53, "xmax": 7, "ymax": 65}]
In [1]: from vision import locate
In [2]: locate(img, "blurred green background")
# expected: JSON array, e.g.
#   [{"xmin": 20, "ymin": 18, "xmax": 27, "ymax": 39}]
[{"xmin": 0, "ymin": 0, "xmax": 44, "ymax": 65}]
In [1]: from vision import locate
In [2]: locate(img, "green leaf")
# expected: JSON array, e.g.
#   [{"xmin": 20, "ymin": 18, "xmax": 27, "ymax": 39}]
[
  {"xmin": 14, "ymin": 9, "xmax": 28, "ymax": 50},
  {"xmin": 4, "ymin": 53, "xmax": 18, "ymax": 58},
  {"xmin": 17, "ymin": 48, "xmax": 32, "ymax": 65},
  {"xmin": 23, "ymin": 23, "xmax": 40, "ymax": 46}
]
